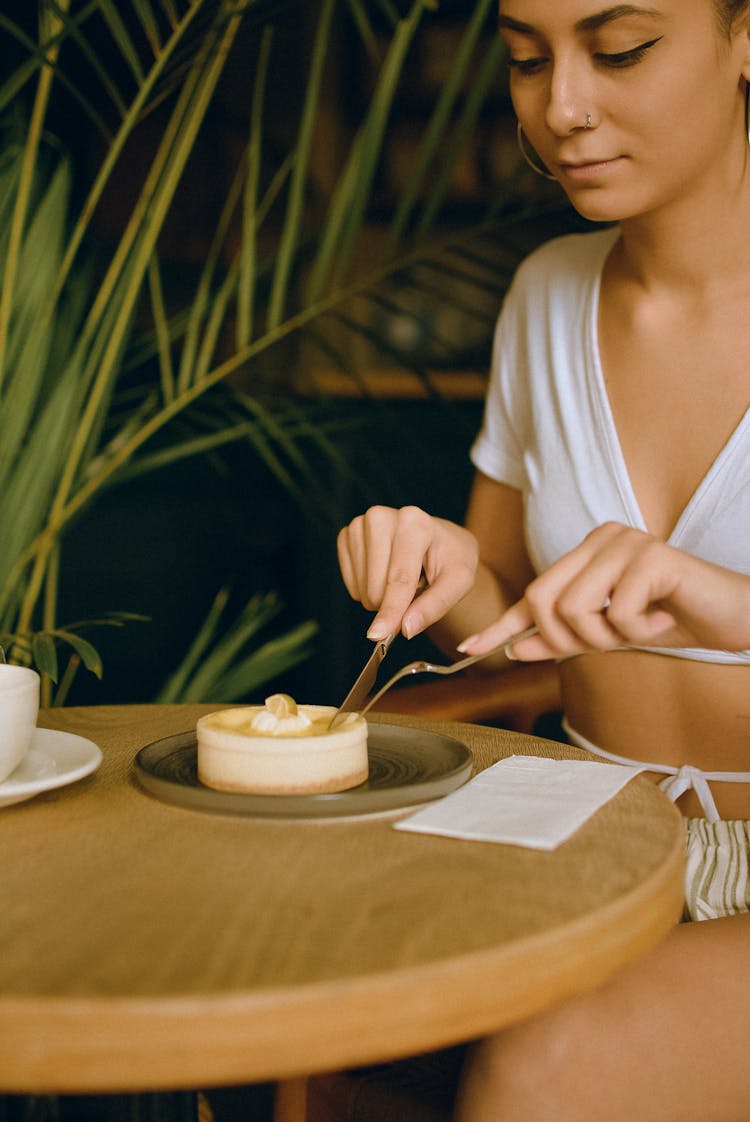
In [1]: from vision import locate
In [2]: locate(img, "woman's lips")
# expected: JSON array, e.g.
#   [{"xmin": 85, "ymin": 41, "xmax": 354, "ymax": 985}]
[{"xmin": 556, "ymin": 156, "xmax": 624, "ymax": 180}]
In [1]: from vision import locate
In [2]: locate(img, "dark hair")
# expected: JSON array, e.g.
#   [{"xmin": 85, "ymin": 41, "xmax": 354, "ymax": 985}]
[{"xmin": 715, "ymin": 0, "xmax": 749, "ymax": 35}]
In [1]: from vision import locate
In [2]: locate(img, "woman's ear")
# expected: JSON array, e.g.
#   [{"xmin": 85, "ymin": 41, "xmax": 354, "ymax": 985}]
[{"xmin": 736, "ymin": 12, "xmax": 750, "ymax": 81}]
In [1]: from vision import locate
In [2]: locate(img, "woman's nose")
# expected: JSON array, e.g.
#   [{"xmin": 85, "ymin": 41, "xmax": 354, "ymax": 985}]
[{"xmin": 545, "ymin": 62, "xmax": 593, "ymax": 136}]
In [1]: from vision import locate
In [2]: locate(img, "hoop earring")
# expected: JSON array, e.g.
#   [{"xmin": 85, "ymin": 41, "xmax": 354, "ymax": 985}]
[{"xmin": 516, "ymin": 122, "xmax": 557, "ymax": 181}]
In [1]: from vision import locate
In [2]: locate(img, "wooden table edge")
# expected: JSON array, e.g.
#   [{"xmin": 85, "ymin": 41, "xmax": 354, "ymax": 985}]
[{"xmin": 0, "ymin": 808, "xmax": 685, "ymax": 1094}]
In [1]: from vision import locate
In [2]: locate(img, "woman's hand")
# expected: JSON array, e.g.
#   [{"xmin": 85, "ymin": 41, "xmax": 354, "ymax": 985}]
[
  {"xmin": 337, "ymin": 505, "xmax": 479, "ymax": 641},
  {"xmin": 457, "ymin": 522, "xmax": 750, "ymax": 660}
]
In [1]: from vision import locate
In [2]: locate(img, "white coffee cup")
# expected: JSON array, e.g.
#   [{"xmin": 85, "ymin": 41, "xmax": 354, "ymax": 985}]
[{"xmin": 0, "ymin": 664, "xmax": 40, "ymax": 783}]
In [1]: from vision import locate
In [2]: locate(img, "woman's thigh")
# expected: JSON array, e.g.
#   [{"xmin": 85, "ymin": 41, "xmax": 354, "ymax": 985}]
[{"xmin": 455, "ymin": 914, "xmax": 750, "ymax": 1122}]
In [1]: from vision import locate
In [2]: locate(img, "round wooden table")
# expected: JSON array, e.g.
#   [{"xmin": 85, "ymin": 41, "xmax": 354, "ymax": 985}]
[{"xmin": 0, "ymin": 705, "xmax": 685, "ymax": 1115}]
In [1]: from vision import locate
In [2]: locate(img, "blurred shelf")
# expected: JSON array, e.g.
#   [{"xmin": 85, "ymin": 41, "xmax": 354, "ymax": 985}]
[{"xmin": 296, "ymin": 367, "xmax": 488, "ymax": 399}]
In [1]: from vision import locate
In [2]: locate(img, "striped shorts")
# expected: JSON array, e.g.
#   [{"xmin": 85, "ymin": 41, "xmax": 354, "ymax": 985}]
[
  {"xmin": 684, "ymin": 818, "xmax": 750, "ymax": 921},
  {"xmin": 532, "ymin": 714, "xmax": 750, "ymax": 923}
]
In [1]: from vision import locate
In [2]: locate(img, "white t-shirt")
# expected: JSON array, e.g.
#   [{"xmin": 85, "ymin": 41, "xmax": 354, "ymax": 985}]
[{"xmin": 470, "ymin": 227, "xmax": 750, "ymax": 665}]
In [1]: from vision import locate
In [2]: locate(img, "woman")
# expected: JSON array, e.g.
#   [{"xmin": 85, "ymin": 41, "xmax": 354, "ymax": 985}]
[{"xmin": 337, "ymin": 1, "xmax": 750, "ymax": 1118}]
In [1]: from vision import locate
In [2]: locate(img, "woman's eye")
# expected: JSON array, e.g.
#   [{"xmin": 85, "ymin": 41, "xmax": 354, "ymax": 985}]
[
  {"xmin": 596, "ymin": 36, "xmax": 662, "ymax": 68},
  {"xmin": 507, "ymin": 56, "xmax": 547, "ymax": 76}
]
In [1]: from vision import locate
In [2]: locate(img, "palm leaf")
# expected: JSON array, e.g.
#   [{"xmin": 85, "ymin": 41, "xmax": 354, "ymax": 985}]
[
  {"xmin": 156, "ymin": 588, "xmax": 318, "ymax": 702},
  {"xmin": 0, "ymin": 0, "xmax": 570, "ymax": 698}
]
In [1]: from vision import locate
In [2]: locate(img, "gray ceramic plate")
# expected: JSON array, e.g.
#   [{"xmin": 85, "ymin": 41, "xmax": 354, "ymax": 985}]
[{"xmin": 134, "ymin": 723, "xmax": 472, "ymax": 819}]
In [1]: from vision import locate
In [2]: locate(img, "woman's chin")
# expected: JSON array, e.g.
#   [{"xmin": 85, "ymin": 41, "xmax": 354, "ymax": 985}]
[{"xmin": 560, "ymin": 188, "xmax": 630, "ymax": 226}]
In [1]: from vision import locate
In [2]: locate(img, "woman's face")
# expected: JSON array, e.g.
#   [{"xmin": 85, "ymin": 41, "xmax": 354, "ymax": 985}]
[{"xmin": 499, "ymin": 0, "xmax": 750, "ymax": 223}]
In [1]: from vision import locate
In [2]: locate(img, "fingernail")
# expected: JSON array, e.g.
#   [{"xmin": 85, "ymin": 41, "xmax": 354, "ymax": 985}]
[
  {"xmin": 367, "ymin": 624, "xmax": 386, "ymax": 641},
  {"xmin": 403, "ymin": 614, "xmax": 421, "ymax": 640},
  {"xmin": 456, "ymin": 635, "xmax": 477, "ymax": 654}
]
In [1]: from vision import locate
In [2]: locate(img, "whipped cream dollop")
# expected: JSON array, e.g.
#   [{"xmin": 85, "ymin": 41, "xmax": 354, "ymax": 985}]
[{"xmin": 250, "ymin": 693, "xmax": 312, "ymax": 735}]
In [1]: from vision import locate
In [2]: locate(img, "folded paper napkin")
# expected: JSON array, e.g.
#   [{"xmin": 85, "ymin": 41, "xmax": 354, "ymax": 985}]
[{"xmin": 395, "ymin": 755, "xmax": 645, "ymax": 850}]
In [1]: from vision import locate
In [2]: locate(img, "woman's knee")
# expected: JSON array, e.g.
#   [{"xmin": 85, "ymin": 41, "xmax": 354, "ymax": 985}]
[{"xmin": 455, "ymin": 1001, "xmax": 589, "ymax": 1122}]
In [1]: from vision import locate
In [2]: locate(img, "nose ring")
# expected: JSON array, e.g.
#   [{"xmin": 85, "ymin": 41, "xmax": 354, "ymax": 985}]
[{"xmin": 585, "ymin": 113, "xmax": 592, "ymax": 129}]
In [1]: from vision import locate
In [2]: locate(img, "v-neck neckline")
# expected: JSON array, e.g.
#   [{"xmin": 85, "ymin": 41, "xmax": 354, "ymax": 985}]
[{"xmin": 586, "ymin": 242, "xmax": 750, "ymax": 544}]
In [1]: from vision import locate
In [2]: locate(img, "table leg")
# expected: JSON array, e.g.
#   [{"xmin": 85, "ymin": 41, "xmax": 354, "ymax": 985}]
[{"xmin": 273, "ymin": 1078, "xmax": 308, "ymax": 1122}]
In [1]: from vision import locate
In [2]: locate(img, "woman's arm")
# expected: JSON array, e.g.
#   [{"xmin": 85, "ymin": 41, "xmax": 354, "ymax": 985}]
[{"xmin": 457, "ymin": 522, "xmax": 750, "ymax": 660}]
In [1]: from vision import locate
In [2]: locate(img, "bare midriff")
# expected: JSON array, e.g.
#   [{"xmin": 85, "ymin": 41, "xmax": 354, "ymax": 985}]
[{"xmin": 559, "ymin": 652, "xmax": 750, "ymax": 820}]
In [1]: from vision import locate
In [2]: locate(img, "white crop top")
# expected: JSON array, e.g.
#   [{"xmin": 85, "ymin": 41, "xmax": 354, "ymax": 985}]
[{"xmin": 470, "ymin": 226, "xmax": 750, "ymax": 666}]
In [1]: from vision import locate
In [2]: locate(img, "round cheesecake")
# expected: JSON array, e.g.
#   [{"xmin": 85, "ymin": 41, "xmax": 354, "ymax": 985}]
[{"xmin": 196, "ymin": 696, "xmax": 368, "ymax": 795}]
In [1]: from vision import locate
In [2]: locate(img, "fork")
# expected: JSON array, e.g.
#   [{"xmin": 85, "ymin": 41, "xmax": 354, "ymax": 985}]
[{"xmin": 356, "ymin": 624, "xmax": 539, "ymax": 720}]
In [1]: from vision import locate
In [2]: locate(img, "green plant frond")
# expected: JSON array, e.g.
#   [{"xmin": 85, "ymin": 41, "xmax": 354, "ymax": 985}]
[
  {"xmin": 82, "ymin": 389, "xmax": 161, "ymax": 488},
  {"xmin": 214, "ymin": 619, "xmax": 318, "ymax": 702},
  {"xmin": 63, "ymin": 270, "xmax": 139, "ymax": 461},
  {"xmin": 305, "ymin": 2, "xmax": 426, "ymax": 304},
  {"xmin": 2, "ymin": 610, "xmax": 148, "ymax": 685},
  {"xmin": 387, "ymin": 0, "xmax": 498, "ymax": 253},
  {"xmin": 0, "ymin": 632, "xmax": 31, "ymax": 665},
  {"xmin": 194, "ymin": 263, "xmax": 242, "ymax": 386},
  {"xmin": 15, "ymin": 201, "xmax": 567, "ymax": 586},
  {"xmin": 266, "ymin": 0, "xmax": 335, "ymax": 330},
  {"xmin": 0, "ymin": 20, "xmax": 56, "ymax": 120},
  {"xmin": 236, "ymin": 21, "xmax": 273, "ymax": 350},
  {"xmin": 154, "ymin": 585, "xmax": 232, "ymax": 703},
  {"xmin": 233, "ymin": 425, "xmax": 320, "ymax": 512},
  {"xmin": 131, "ymin": 0, "xmax": 164, "ymax": 56},
  {"xmin": 57, "ymin": 612, "xmax": 151, "ymax": 632},
  {"xmin": 228, "ymin": 394, "xmax": 347, "ymax": 517},
  {"xmin": 433, "ymin": 246, "xmax": 525, "ymax": 291},
  {"xmin": 44, "ymin": 629, "xmax": 102, "ymax": 678},
  {"xmin": 0, "ymin": 133, "xmax": 24, "ymax": 219},
  {"xmin": 342, "ymin": 0, "xmax": 380, "ymax": 62},
  {"xmin": 147, "ymin": 254, "xmax": 176, "ymax": 403},
  {"xmin": 1, "ymin": 159, "xmax": 72, "ymax": 374},
  {"xmin": 330, "ymin": 0, "xmax": 426, "ymax": 281},
  {"xmin": 31, "ymin": 631, "xmax": 59, "ymax": 681},
  {"xmin": 122, "ymin": 304, "xmax": 191, "ymax": 374},
  {"xmin": 414, "ymin": 36, "xmax": 510, "ymax": 239},
  {"xmin": 45, "ymin": 1, "xmax": 131, "ymax": 122},
  {"xmin": 0, "ymin": 364, "xmax": 87, "ymax": 595},
  {"xmin": 44, "ymin": 208, "xmax": 544, "ymax": 535},
  {"xmin": 352, "ymin": 0, "xmax": 402, "ymax": 30},
  {"xmin": 41, "ymin": 534, "xmax": 60, "ymax": 641},
  {"xmin": 155, "ymin": 588, "xmax": 316, "ymax": 704},
  {"xmin": 268, "ymin": 380, "xmax": 380, "ymax": 502},
  {"xmin": 159, "ymin": 1, "xmax": 182, "ymax": 27},
  {"xmin": 0, "ymin": 9, "xmax": 67, "ymax": 390},
  {"xmin": 0, "ymin": 161, "xmax": 75, "ymax": 482},
  {"xmin": 176, "ymin": 591, "xmax": 284, "ymax": 698},
  {"xmin": 51, "ymin": 2, "xmax": 224, "ymax": 319},
  {"xmin": 32, "ymin": 8, "xmax": 246, "ymax": 582},
  {"xmin": 108, "ymin": 423, "xmax": 253, "ymax": 481},
  {"xmin": 296, "ymin": 325, "xmax": 382, "ymax": 404},
  {"xmin": 97, "ymin": 1, "xmax": 146, "ymax": 84},
  {"xmin": 390, "ymin": 272, "xmax": 498, "ymax": 330},
  {"xmin": 0, "ymin": 5, "xmax": 116, "ymax": 142},
  {"xmin": 174, "ymin": 140, "xmax": 301, "ymax": 382},
  {"xmin": 0, "ymin": 0, "xmax": 572, "ymax": 701},
  {"xmin": 74, "ymin": 29, "xmax": 223, "ymax": 353},
  {"xmin": 53, "ymin": 653, "xmax": 82, "ymax": 706},
  {"xmin": 104, "ymin": 402, "xmax": 347, "ymax": 487}
]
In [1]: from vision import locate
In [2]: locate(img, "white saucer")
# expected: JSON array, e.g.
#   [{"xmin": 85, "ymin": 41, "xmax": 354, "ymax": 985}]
[{"xmin": 0, "ymin": 727, "xmax": 102, "ymax": 808}]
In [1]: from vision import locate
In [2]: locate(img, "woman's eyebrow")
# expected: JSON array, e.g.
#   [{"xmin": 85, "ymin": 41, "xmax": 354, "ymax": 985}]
[
  {"xmin": 575, "ymin": 5, "xmax": 662, "ymax": 32},
  {"xmin": 497, "ymin": 14, "xmax": 538, "ymax": 36},
  {"xmin": 498, "ymin": 6, "xmax": 662, "ymax": 36}
]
